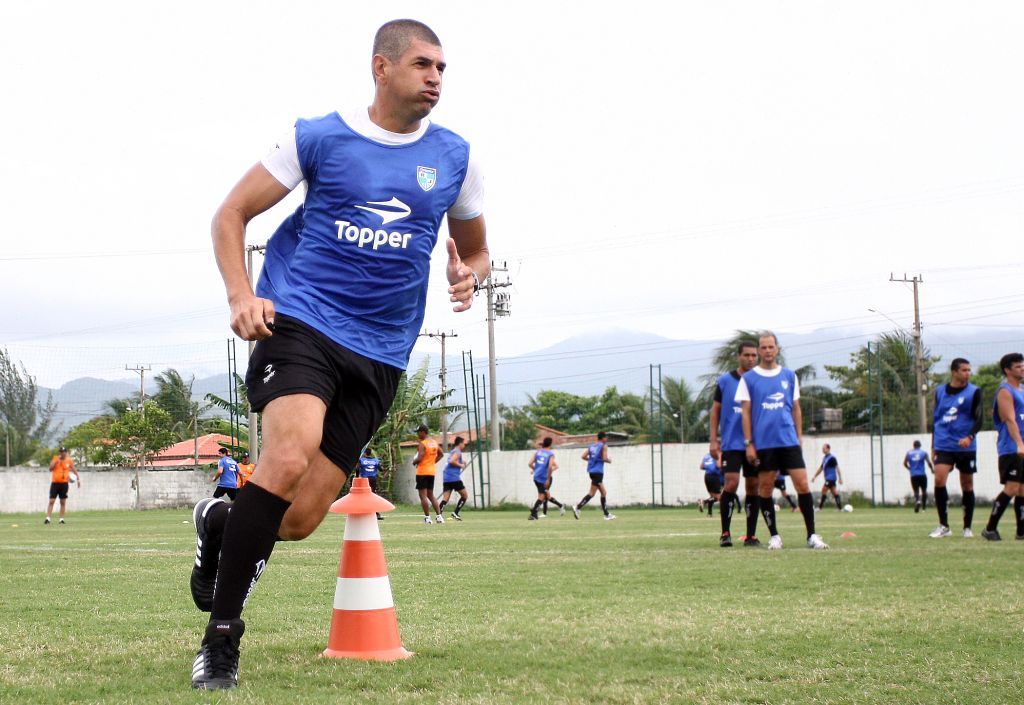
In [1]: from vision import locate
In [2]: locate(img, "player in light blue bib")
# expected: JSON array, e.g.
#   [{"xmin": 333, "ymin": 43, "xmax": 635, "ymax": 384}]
[
  {"xmin": 903, "ymin": 440, "xmax": 933, "ymax": 512},
  {"xmin": 573, "ymin": 432, "xmax": 615, "ymax": 520}
]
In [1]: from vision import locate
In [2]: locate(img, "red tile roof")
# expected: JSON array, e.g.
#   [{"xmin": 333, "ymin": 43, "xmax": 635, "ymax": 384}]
[{"xmin": 149, "ymin": 433, "xmax": 240, "ymax": 467}]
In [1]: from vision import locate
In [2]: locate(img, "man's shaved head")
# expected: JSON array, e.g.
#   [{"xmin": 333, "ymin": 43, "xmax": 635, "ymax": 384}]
[{"xmin": 373, "ymin": 19, "xmax": 441, "ymax": 61}]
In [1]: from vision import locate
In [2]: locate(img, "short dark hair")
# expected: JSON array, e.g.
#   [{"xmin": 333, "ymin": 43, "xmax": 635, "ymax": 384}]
[
  {"xmin": 542, "ymin": 437, "xmax": 553, "ymax": 448},
  {"xmin": 737, "ymin": 341, "xmax": 757, "ymax": 354},
  {"xmin": 759, "ymin": 331, "xmax": 779, "ymax": 346},
  {"xmin": 373, "ymin": 19, "xmax": 441, "ymax": 61},
  {"xmin": 913, "ymin": 440, "xmax": 921, "ymax": 448},
  {"xmin": 950, "ymin": 357, "xmax": 970, "ymax": 372},
  {"xmin": 362, "ymin": 447, "xmax": 373, "ymax": 456},
  {"xmin": 416, "ymin": 423, "xmax": 429, "ymax": 434},
  {"xmin": 453, "ymin": 436, "xmax": 465, "ymax": 446},
  {"xmin": 218, "ymin": 447, "xmax": 228, "ymax": 455},
  {"xmin": 823, "ymin": 444, "xmax": 831, "ymax": 451},
  {"xmin": 597, "ymin": 431, "xmax": 607, "ymax": 441},
  {"xmin": 1000, "ymin": 352, "xmax": 1024, "ymax": 374}
]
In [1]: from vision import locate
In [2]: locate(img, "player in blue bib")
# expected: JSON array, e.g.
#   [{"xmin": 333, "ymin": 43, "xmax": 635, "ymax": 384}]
[
  {"xmin": 928, "ymin": 358, "xmax": 983, "ymax": 539},
  {"xmin": 903, "ymin": 440, "xmax": 933, "ymax": 512},
  {"xmin": 573, "ymin": 432, "xmax": 615, "ymax": 520},
  {"xmin": 190, "ymin": 20, "xmax": 490, "ymax": 690},
  {"xmin": 528, "ymin": 437, "xmax": 565, "ymax": 520},
  {"xmin": 438, "ymin": 436, "xmax": 469, "ymax": 521},
  {"xmin": 698, "ymin": 453, "xmax": 724, "ymax": 517},
  {"xmin": 356, "ymin": 447, "xmax": 384, "ymax": 521},
  {"xmin": 212, "ymin": 448, "xmax": 240, "ymax": 501},
  {"xmin": 773, "ymin": 472, "xmax": 798, "ymax": 512},
  {"xmin": 812, "ymin": 444, "xmax": 844, "ymax": 510},
  {"xmin": 983, "ymin": 353, "xmax": 1024, "ymax": 541},
  {"xmin": 709, "ymin": 340, "xmax": 761, "ymax": 546},
  {"xmin": 736, "ymin": 333, "xmax": 828, "ymax": 550}
]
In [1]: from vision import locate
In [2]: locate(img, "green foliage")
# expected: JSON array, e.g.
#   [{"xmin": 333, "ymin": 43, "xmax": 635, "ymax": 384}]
[
  {"xmin": 63, "ymin": 416, "xmax": 115, "ymax": 465},
  {"xmin": 499, "ymin": 403, "xmax": 536, "ymax": 450},
  {"xmin": 969, "ymin": 363, "xmax": 1002, "ymax": 432},
  {"xmin": 0, "ymin": 348, "xmax": 57, "ymax": 465},
  {"xmin": 94, "ymin": 401, "xmax": 178, "ymax": 467}
]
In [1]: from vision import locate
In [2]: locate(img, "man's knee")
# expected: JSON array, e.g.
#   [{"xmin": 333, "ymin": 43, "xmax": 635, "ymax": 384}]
[{"xmin": 278, "ymin": 511, "xmax": 323, "ymax": 541}]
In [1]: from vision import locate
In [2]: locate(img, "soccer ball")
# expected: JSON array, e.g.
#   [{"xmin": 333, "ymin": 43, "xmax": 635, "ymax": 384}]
[
  {"xmin": 842, "ymin": 504, "xmax": 854, "ymax": 513},
  {"xmin": 773, "ymin": 504, "xmax": 780, "ymax": 511}
]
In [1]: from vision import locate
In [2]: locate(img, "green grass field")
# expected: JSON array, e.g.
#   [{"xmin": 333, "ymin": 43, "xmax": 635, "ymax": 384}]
[{"xmin": 0, "ymin": 503, "xmax": 1019, "ymax": 704}]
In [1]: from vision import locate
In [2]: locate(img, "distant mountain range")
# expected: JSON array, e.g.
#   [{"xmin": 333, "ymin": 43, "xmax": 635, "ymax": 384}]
[{"xmin": 39, "ymin": 326, "xmax": 1024, "ymax": 433}]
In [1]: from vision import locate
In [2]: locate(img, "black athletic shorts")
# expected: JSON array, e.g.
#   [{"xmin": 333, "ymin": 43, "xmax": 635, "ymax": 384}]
[
  {"xmin": 245, "ymin": 314, "xmax": 402, "ymax": 472},
  {"xmin": 998, "ymin": 454, "xmax": 1024, "ymax": 485},
  {"xmin": 444, "ymin": 480, "xmax": 466, "ymax": 492},
  {"xmin": 773, "ymin": 476, "xmax": 787, "ymax": 491},
  {"xmin": 910, "ymin": 475, "xmax": 928, "ymax": 491},
  {"xmin": 213, "ymin": 486, "xmax": 237, "ymax": 500},
  {"xmin": 823, "ymin": 480, "xmax": 837, "ymax": 489},
  {"xmin": 361, "ymin": 476, "xmax": 379, "ymax": 494},
  {"xmin": 48, "ymin": 482, "xmax": 68, "ymax": 500},
  {"xmin": 933, "ymin": 450, "xmax": 976, "ymax": 474},
  {"xmin": 533, "ymin": 480, "xmax": 549, "ymax": 494},
  {"xmin": 720, "ymin": 450, "xmax": 758, "ymax": 478},
  {"xmin": 415, "ymin": 475, "xmax": 436, "ymax": 491},
  {"xmin": 704, "ymin": 474, "xmax": 723, "ymax": 494},
  {"xmin": 588, "ymin": 472, "xmax": 605, "ymax": 485},
  {"xmin": 757, "ymin": 446, "xmax": 805, "ymax": 473}
]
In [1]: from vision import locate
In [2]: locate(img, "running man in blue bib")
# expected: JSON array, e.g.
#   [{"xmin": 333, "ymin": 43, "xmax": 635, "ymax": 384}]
[
  {"xmin": 982, "ymin": 353, "xmax": 1024, "ymax": 541},
  {"xmin": 929, "ymin": 358, "xmax": 983, "ymax": 539},
  {"xmin": 189, "ymin": 19, "xmax": 490, "ymax": 690},
  {"xmin": 438, "ymin": 436, "xmax": 468, "ymax": 521},
  {"xmin": 709, "ymin": 340, "xmax": 761, "ymax": 546},
  {"xmin": 212, "ymin": 448, "xmax": 240, "ymax": 501},
  {"xmin": 573, "ymin": 432, "xmax": 615, "ymax": 520},
  {"xmin": 528, "ymin": 437, "xmax": 564, "ymax": 520},
  {"xmin": 812, "ymin": 444, "xmax": 844, "ymax": 510},
  {"xmin": 356, "ymin": 447, "xmax": 384, "ymax": 521},
  {"xmin": 736, "ymin": 332, "xmax": 828, "ymax": 550},
  {"xmin": 903, "ymin": 440, "xmax": 933, "ymax": 512},
  {"xmin": 698, "ymin": 453, "xmax": 723, "ymax": 517}
]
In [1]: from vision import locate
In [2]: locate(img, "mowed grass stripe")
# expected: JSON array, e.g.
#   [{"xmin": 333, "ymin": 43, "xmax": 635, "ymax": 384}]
[{"xmin": 0, "ymin": 507, "xmax": 1019, "ymax": 704}]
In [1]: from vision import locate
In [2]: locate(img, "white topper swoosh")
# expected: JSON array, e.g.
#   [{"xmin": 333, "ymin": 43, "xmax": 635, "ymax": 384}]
[{"xmin": 354, "ymin": 197, "xmax": 412, "ymax": 225}]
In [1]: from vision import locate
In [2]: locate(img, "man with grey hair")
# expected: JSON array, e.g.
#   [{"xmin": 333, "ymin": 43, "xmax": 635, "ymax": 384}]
[{"xmin": 190, "ymin": 18, "xmax": 489, "ymax": 689}]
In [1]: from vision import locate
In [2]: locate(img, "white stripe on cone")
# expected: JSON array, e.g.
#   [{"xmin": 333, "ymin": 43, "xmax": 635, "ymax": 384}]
[
  {"xmin": 343, "ymin": 514, "xmax": 381, "ymax": 542},
  {"xmin": 333, "ymin": 576, "xmax": 394, "ymax": 611}
]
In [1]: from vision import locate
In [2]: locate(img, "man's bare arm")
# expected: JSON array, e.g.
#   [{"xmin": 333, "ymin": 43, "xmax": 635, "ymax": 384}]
[
  {"xmin": 446, "ymin": 216, "xmax": 490, "ymax": 313},
  {"xmin": 212, "ymin": 163, "xmax": 292, "ymax": 340}
]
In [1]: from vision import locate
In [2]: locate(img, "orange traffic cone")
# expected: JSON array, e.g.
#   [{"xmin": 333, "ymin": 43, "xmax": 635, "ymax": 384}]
[{"xmin": 322, "ymin": 477, "xmax": 413, "ymax": 661}]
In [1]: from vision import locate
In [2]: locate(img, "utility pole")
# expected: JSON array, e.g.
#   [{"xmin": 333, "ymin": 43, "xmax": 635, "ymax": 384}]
[
  {"xmin": 245, "ymin": 244, "xmax": 266, "ymax": 463},
  {"xmin": 890, "ymin": 273, "xmax": 927, "ymax": 433},
  {"xmin": 419, "ymin": 330, "xmax": 458, "ymax": 449},
  {"xmin": 483, "ymin": 261, "xmax": 512, "ymax": 450},
  {"xmin": 125, "ymin": 363, "xmax": 151, "ymax": 509}
]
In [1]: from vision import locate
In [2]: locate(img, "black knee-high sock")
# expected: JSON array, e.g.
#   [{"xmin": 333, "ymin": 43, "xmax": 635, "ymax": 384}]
[
  {"xmin": 922, "ymin": 489, "xmax": 928, "ymax": 509},
  {"xmin": 818, "ymin": 494, "xmax": 827, "ymax": 510},
  {"xmin": 548, "ymin": 496, "xmax": 563, "ymax": 508},
  {"xmin": 454, "ymin": 497, "xmax": 466, "ymax": 514},
  {"xmin": 986, "ymin": 492, "xmax": 1011, "ymax": 532},
  {"xmin": 745, "ymin": 495, "xmax": 759, "ymax": 537},
  {"xmin": 1015, "ymin": 496, "xmax": 1024, "ymax": 536},
  {"xmin": 211, "ymin": 483, "xmax": 291, "ymax": 621},
  {"xmin": 759, "ymin": 496, "xmax": 778, "ymax": 536},
  {"xmin": 706, "ymin": 498, "xmax": 716, "ymax": 517},
  {"xmin": 531, "ymin": 499, "xmax": 542, "ymax": 517},
  {"xmin": 963, "ymin": 491, "xmax": 975, "ymax": 529},
  {"xmin": 935, "ymin": 486, "xmax": 949, "ymax": 527},
  {"xmin": 600, "ymin": 496, "xmax": 609, "ymax": 516},
  {"xmin": 834, "ymin": 494, "xmax": 842, "ymax": 510},
  {"xmin": 542, "ymin": 499, "xmax": 549, "ymax": 514},
  {"xmin": 577, "ymin": 494, "xmax": 592, "ymax": 509},
  {"xmin": 201, "ymin": 502, "xmax": 230, "ymax": 575},
  {"xmin": 438, "ymin": 498, "xmax": 448, "ymax": 513},
  {"xmin": 720, "ymin": 490, "xmax": 736, "ymax": 534},
  {"xmin": 785, "ymin": 493, "xmax": 796, "ymax": 508},
  {"xmin": 798, "ymin": 492, "xmax": 816, "ymax": 538}
]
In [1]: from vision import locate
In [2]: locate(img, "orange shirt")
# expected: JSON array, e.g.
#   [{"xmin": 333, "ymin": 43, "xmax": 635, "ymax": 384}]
[
  {"xmin": 237, "ymin": 463, "xmax": 255, "ymax": 487},
  {"xmin": 416, "ymin": 439, "xmax": 440, "ymax": 476},
  {"xmin": 50, "ymin": 456, "xmax": 75, "ymax": 483}
]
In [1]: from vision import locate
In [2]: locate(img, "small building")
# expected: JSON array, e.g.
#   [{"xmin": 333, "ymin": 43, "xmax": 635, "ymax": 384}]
[{"xmin": 149, "ymin": 433, "xmax": 239, "ymax": 467}]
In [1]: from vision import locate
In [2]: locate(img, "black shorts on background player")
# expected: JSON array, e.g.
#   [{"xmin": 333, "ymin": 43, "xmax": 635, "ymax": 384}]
[
  {"xmin": 589, "ymin": 472, "xmax": 604, "ymax": 485},
  {"xmin": 720, "ymin": 450, "xmax": 758, "ymax": 478},
  {"xmin": 704, "ymin": 474, "xmax": 723, "ymax": 494},
  {"xmin": 213, "ymin": 487, "xmax": 238, "ymax": 500},
  {"xmin": 246, "ymin": 314, "xmax": 401, "ymax": 473},
  {"xmin": 933, "ymin": 450, "xmax": 977, "ymax": 474},
  {"xmin": 910, "ymin": 475, "xmax": 928, "ymax": 491},
  {"xmin": 444, "ymin": 480, "xmax": 466, "ymax": 492},
  {"xmin": 533, "ymin": 480, "xmax": 548, "ymax": 493},
  {"xmin": 415, "ymin": 475, "xmax": 436, "ymax": 491},
  {"xmin": 756, "ymin": 446, "xmax": 805, "ymax": 473},
  {"xmin": 48, "ymin": 482, "xmax": 69, "ymax": 500},
  {"xmin": 998, "ymin": 455, "xmax": 1024, "ymax": 485}
]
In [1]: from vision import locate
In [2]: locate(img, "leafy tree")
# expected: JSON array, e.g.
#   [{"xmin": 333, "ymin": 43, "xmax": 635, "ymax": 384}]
[
  {"xmin": 152, "ymin": 368, "xmax": 210, "ymax": 439},
  {"xmin": 968, "ymin": 362, "xmax": 1002, "ymax": 432},
  {"xmin": 649, "ymin": 375, "xmax": 707, "ymax": 443},
  {"xmin": 0, "ymin": 348, "xmax": 58, "ymax": 465},
  {"xmin": 94, "ymin": 401, "xmax": 178, "ymax": 467},
  {"xmin": 524, "ymin": 390, "xmax": 593, "ymax": 434},
  {"xmin": 64, "ymin": 416, "xmax": 115, "ymax": 465},
  {"xmin": 500, "ymin": 403, "xmax": 537, "ymax": 450}
]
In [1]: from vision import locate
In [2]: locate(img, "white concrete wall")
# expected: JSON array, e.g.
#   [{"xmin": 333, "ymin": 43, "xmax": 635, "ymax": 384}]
[
  {"xmin": 0, "ymin": 467, "xmax": 214, "ymax": 514},
  {"xmin": 391, "ymin": 432, "xmax": 1006, "ymax": 509},
  {"xmin": 2, "ymin": 432, "xmax": 1003, "ymax": 513}
]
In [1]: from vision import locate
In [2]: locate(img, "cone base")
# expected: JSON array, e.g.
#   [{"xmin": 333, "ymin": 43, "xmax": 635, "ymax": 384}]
[{"xmin": 322, "ymin": 646, "xmax": 414, "ymax": 661}]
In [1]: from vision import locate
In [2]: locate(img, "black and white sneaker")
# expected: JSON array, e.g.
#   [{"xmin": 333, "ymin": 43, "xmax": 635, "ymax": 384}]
[
  {"xmin": 191, "ymin": 497, "xmax": 226, "ymax": 612},
  {"xmin": 191, "ymin": 618, "xmax": 244, "ymax": 690},
  {"xmin": 981, "ymin": 529, "xmax": 1001, "ymax": 542}
]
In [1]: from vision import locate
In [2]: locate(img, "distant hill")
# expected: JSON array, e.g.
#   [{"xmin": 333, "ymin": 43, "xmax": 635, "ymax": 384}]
[{"xmin": 39, "ymin": 327, "xmax": 1024, "ymax": 434}]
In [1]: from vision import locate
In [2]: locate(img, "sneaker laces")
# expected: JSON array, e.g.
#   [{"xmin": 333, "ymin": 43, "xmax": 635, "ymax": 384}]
[{"xmin": 204, "ymin": 635, "xmax": 240, "ymax": 677}]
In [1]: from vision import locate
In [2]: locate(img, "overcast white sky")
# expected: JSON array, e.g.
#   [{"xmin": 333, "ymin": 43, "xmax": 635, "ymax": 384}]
[{"xmin": 1, "ymin": 1, "xmax": 1022, "ymax": 388}]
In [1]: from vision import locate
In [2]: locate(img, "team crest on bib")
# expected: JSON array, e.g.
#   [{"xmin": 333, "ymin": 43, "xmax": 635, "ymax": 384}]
[
  {"xmin": 417, "ymin": 166, "xmax": 437, "ymax": 192},
  {"xmin": 781, "ymin": 380, "xmax": 789, "ymax": 390}
]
